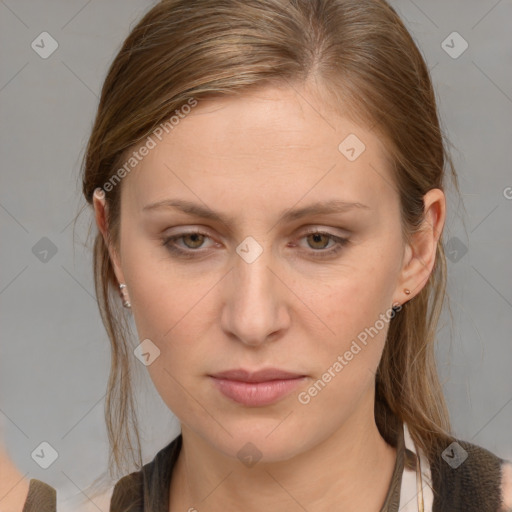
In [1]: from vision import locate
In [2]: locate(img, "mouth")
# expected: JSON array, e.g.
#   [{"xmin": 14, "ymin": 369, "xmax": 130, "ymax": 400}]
[{"xmin": 208, "ymin": 368, "xmax": 307, "ymax": 407}]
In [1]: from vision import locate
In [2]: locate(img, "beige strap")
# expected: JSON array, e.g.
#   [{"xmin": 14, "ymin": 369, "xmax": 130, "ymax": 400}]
[{"xmin": 414, "ymin": 442, "xmax": 425, "ymax": 512}]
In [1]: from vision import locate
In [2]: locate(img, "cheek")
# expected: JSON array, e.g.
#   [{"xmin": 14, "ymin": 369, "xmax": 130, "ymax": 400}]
[
  {"xmin": 294, "ymin": 252, "xmax": 399, "ymax": 388},
  {"xmin": 129, "ymin": 281, "xmax": 205, "ymax": 371},
  {"xmin": 118, "ymin": 245, "xmax": 202, "ymax": 402},
  {"xmin": 299, "ymin": 264, "xmax": 393, "ymax": 344},
  {"xmin": 294, "ymin": 277, "xmax": 393, "ymax": 423},
  {"xmin": 129, "ymin": 282, "xmax": 207, "ymax": 420},
  {"xmin": 120, "ymin": 232, "xmax": 193, "ymax": 338}
]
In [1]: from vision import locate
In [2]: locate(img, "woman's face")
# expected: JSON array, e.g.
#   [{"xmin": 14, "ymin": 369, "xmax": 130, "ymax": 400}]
[{"xmin": 95, "ymin": 83, "xmax": 422, "ymax": 462}]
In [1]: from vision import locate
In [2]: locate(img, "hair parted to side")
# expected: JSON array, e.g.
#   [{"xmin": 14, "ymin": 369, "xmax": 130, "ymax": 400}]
[{"xmin": 77, "ymin": 0, "xmax": 465, "ymax": 489}]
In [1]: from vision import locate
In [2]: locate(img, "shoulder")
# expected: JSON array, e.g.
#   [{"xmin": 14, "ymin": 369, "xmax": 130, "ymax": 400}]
[
  {"xmin": 110, "ymin": 435, "xmax": 182, "ymax": 512},
  {"xmin": 22, "ymin": 479, "xmax": 57, "ymax": 512},
  {"xmin": 500, "ymin": 460, "xmax": 512, "ymax": 511},
  {"xmin": 428, "ymin": 437, "xmax": 507, "ymax": 511},
  {"xmin": 110, "ymin": 471, "xmax": 144, "ymax": 512}
]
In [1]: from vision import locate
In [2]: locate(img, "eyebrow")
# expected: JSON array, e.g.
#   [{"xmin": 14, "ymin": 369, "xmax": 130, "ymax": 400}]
[{"xmin": 142, "ymin": 198, "xmax": 371, "ymax": 226}]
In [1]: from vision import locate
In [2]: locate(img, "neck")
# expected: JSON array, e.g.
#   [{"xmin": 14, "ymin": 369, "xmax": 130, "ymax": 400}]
[{"xmin": 169, "ymin": 389, "xmax": 398, "ymax": 512}]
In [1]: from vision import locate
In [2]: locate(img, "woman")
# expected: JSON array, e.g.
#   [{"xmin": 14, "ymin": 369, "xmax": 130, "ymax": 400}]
[{"xmin": 81, "ymin": 0, "xmax": 512, "ymax": 510}]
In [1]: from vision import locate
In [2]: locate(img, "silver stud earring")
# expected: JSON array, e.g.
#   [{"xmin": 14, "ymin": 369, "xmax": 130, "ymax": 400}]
[{"xmin": 119, "ymin": 283, "xmax": 131, "ymax": 308}]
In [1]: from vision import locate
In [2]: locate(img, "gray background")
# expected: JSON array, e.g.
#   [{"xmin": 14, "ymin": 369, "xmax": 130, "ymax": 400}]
[{"xmin": 1, "ymin": 1, "xmax": 511, "ymax": 510}]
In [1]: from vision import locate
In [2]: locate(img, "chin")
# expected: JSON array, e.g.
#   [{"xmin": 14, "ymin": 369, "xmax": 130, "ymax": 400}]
[{"xmin": 197, "ymin": 420, "xmax": 308, "ymax": 465}]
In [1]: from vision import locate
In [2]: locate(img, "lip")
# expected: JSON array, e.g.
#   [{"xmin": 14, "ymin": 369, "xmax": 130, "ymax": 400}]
[
  {"xmin": 209, "ymin": 368, "xmax": 307, "ymax": 407},
  {"xmin": 210, "ymin": 368, "xmax": 305, "ymax": 382}
]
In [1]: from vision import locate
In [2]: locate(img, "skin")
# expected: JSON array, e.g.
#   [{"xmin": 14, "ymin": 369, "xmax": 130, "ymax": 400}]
[
  {"xmin": 94, "ymin": 81, "xmax": 445, "ymax": 511},
  {"xmin": 501, "ymin": 462, "xmax": 512, "ymax": 511},
  {"xmin": 0, "ymin": 438, "xmax": 30, "ymax": 512}
]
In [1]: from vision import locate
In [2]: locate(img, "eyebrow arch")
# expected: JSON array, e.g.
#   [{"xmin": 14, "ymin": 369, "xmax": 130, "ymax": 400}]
[{"xmin": 142, "ymin": 198, "xmax": 371, "ymax": 227}]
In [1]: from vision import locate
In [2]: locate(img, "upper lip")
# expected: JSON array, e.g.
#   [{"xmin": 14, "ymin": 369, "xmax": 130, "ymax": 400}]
[{"xmin": 209, "ymin": 368, "xmax": 306, "ymax": 382}]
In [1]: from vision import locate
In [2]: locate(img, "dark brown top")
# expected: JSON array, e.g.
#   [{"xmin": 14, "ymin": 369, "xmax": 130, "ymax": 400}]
[{"xmin": 22, "ymin": 479, "xmax": 57, "ymax": 512}]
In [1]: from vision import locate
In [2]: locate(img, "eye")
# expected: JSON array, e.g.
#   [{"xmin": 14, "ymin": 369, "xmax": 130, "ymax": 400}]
[
  {"xmin": 161, "ymin": 229, "xmax": 350, "ymax": 259},
  {"xmin": 297, "ymin": 229, "xmax": 350, "ymax": 259},
  {"xmin": 162, "ymin": 230, "xmax": 213, "ymax": 258}
]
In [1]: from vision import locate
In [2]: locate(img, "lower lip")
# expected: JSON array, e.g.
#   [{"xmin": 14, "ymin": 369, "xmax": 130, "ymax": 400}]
[{"xmin": 210, "ymin": 376, "xmax": 306, "ymax": 406}]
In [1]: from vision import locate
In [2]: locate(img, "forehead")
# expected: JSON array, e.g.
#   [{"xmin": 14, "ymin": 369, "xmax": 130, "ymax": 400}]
[{"xmin": 121, "ymin": 84, "xmax": 397, "ymax": 217}]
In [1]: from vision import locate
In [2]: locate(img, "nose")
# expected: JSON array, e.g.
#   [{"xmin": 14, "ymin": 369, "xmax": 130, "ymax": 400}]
[{"xmin": 220, "ymin": 245, "xmax": 290, "ymax": 347}]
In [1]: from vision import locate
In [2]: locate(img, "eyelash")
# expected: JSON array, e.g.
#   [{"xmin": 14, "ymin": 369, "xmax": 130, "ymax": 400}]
[{"xmin": 161, "ymin": 229, "xmax": 350, "ymax": 260}]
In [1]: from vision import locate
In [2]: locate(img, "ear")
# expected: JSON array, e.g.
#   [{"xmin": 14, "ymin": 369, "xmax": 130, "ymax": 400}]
[
  {"xmin": 393, "ymin": 188, "xmax": 446, "ymax": 305},
  {"xmin": 92, "ymin": 188, "xmax": 126, "ymax": 286}
]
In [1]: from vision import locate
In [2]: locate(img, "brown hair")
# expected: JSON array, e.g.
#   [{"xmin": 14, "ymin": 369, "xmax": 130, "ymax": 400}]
[{"xmin": 76, "ymin": 0, "xmax": 466, "ymax": 497}]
